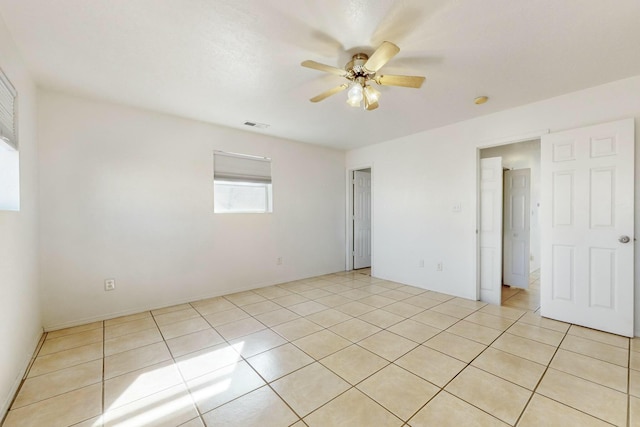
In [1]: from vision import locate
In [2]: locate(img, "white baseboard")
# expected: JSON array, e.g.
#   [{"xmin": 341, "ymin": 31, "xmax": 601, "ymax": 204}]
[
  {"xmin": 43, "ymin": 269, "xmax": 343, "ymax": 332},
  {"xmin": 1, "ymin": 329, "xmax": 44, "ymax": 422}
]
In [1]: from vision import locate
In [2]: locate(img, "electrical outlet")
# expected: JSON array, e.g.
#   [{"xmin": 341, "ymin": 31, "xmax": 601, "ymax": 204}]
[
  {"xmin": 419, "ymin": 259, "xmax": 424, "ymax": 268},
  {"xmin": 277, "ymin": 257, "xmax": 283, "ymax": 265},
  {"xmin": 104, "ymin": 279, "xmax": 116, "ymax": 291},
  {"xmin": 436, "ymin": 262, "xmax": 443, "ymax": 271}
]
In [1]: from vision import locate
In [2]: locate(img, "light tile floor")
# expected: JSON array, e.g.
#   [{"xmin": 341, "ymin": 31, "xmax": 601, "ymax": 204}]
[
  {"xmin": 3, "ymin": 269, "xmax": 639, "ymax": 426},
  {"xmin": 501, "ymin": 269, "xmax": 541, "ymax": 312}
]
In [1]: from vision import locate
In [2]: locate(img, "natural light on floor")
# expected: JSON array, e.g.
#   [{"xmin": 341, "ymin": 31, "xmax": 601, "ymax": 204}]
[
  {"xmin": 5, "ymin": 269, "xmax": 638, "ymax": 426},
  {"xmin": 96, "ymin": 343, "xmax": 244, "ymax": 426}
]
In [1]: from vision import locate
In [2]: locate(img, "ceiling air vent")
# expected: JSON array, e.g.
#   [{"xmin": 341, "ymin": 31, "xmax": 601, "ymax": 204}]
[{"xmin": 243, "ymin": 121, "xmax": 270, "ymax": 129}]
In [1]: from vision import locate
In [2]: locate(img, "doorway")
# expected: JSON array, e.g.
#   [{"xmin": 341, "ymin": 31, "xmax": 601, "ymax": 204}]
[
  {"xmin": 346, "ymin": 167, "xmax": 372, "ymax": 271},
  {"xmin": 477, "ymin": 119, "xmax": 635, "ymax": 336},
  {"xmin": 479, "ymin": 139, "xmax": 541, "ymax": 310}
]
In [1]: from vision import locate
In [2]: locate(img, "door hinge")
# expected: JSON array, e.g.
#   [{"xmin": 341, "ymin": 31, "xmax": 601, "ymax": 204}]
[{"xmin": 352, "ymin": 251, "xmax": 355, "ymax": 256}]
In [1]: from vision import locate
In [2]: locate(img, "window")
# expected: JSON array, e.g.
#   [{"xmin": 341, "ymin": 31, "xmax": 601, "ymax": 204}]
[
  {"xmin": 0, "ymin": 67, "xmax": 17, "ymax": 149},
  {"xmin": 213, "ymin": 151, "xmax": 272, "ymax": 213},
  {"xmin": 0, "ymin": 67, "xmax": 19, "ymax": 211}
]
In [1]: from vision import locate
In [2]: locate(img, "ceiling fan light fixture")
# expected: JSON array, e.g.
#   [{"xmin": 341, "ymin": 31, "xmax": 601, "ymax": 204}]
[
  {"xmin": 346, "ymin": 97, "xmax": 361, "ymax": 107},
  {"xmin": 347, "ymin": 83, "xmax": 363, "ymax": 106},
  {"xmin": 363, "ymin": 85, "xmax": 381, "ymax": 103},
  {"xmin": 302, "ymin": 41, "xmax": 425, "ymax": 110}
]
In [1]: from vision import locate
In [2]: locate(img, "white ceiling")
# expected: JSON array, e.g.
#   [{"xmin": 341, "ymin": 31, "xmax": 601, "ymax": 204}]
[{"xmin": 1, "ymin": 0, "xmax": 640, "ymax": 150}]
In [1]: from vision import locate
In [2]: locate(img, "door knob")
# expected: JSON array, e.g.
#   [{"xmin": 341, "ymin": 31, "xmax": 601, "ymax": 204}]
[{"xmin": 619, "ymin": 235, "xmax": 631, "ymax": 244}]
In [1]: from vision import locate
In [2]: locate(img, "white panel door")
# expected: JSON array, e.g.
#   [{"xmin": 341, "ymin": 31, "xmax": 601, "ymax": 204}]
[
  {"xmin": 503, "ymin": 169, "xmax": 531, "ymax": 288},
  {"xmin": 541, "ymin": 118, "xmax": 634, "ymax": 337},
  {"xmin": 353, "ymin": 170, "xmax": 371, "ymax": 269},
  {"xmin": 479, "ymin": 157, "xmax": 503, "ymax": 305}
]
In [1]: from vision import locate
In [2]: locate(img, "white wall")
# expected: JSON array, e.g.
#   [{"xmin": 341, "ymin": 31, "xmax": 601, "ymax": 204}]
[
  {"xmin": 347, "ymin": 75, "xmax": 640, "ymax": 333},
  {"xmin": 0, "ymin": 16, "xmax": 41, "ymax": 419},
  {"xmin": 480, "ymin": 139, "xmax": 541, "ymax": 272},
  {"xmin": 38, "ymin": 91, "xmax": 346, "ymax": 330},
  {"xmin": 0, "ymin": 147, "xmax": 20, "ymax": 211}
]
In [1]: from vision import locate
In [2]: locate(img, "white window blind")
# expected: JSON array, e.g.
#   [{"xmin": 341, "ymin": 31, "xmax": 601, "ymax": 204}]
[
  {"xmin": 214, "ymin": 151, "xmax": 271, "ymax": 183},
  {"xmin": 213, "ymin": 151, "xmax": 273, "ymax": 213},
  {"xmin": 0, "ymin": 68, "xmax": 17, "ymax": 150}
]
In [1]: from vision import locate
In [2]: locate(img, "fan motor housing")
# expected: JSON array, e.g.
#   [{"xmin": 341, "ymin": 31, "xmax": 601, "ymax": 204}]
[{"xmin": 345, "ymin": 53, "xmax": 375, "ymax": 82}]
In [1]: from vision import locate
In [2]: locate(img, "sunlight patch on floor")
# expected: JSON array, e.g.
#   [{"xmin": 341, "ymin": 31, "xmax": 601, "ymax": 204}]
[{"xmin": 97, "ymin": 342, "xmax": 245, "ymax": 427}]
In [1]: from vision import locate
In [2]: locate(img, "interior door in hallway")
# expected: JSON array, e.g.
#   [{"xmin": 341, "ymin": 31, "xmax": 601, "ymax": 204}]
[
  {"xmin": 503, "ymin": 168, "xmax": 531, "ymax": 288},
  {"xmin": 479, "ymin": 157, "xmax": 503, "ymax": 305},
  {"xmin": 541, "ymin": 118, "xmax": 635, "ymax": 337},
  {"xmin": 353, "ymin": 170, "xmax": 371, "ymax": 269}
]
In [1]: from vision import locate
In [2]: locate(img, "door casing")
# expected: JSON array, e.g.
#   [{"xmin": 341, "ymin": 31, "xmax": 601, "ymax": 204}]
[{"xmin": 476, "ymin": 130, "xmax": 549, "ymax": 301}]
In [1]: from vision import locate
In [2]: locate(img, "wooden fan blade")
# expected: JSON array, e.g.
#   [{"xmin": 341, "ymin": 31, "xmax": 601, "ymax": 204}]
[
  {"xmin": 375, "ymin": 74, "xmax": 425, "ymax": 88},
  {"xmin": 364, "ymin": 41, "xmax": 400, "ymax": 72},
  {"xmin": 301, "ymin": 60, "xmax": 347, "ymax": 77},
  {"xmin": 310, "ymin": 84, "xmax": 349, "ymax": 102}
]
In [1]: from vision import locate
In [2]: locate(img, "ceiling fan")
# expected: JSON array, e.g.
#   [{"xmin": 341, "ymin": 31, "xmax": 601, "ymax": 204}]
[{"xmin": 301, "ymin": 41, "xmax": 425, "ymax": 111}]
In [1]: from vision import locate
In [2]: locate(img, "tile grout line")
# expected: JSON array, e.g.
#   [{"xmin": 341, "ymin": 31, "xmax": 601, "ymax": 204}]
[
  {"xmin": 117, "ymin": 297, "xmax": 626, "ymax": 427},
  {"xmin": 515, "ymin": 324, "xmax": 632, "ymax": 426},
  {"xmin": 226, "ymin": 294, "xmax": 346, "ymax": 425},
  {"xmin": 101, "ymin": 321, "xmax": 105, "ymax": 425},
  {"xmin": 152, "ymin": 304, "xmax": 206, "ymax": 426},
  {"xmin": 219, "ymin": 317, "xmax": 307, "ymax": 424},
  {"xmin": 627, "ymin": 341, "xmax": 631, "ymax": 427},
  {"xmin": 413, "ymin": 293, "xmax": 548, "ymax": 421},
  {"xmin": 465, "ymin": 309, "xmax": 630, "ymax": 425},
  {"xmin": 398, "ymin": 306, "xmax": 530, "ymax": 426},
  {"xmin": 0, "ymin": 331, "xmax": 48, "ymax": 426},
  {"xmin": 21, "ymin": 331, "xmax": 47, "ymax": 381},
  {"xmin": 346, "ymin": 301, "xmax": 516, "ymax": 425},
  {"xmin": 191, "ymin": 283, "xmax": 512, "ymax": 425},
  {"xmin": 30, "ymin": 326, "xmax": 103, "ymax": 359},
  {"xmin": 510, "ymin": 320, "xmax": 570, "ymax": 426},
  {"xmin": 305, "ymin": 385, "xmax": 404, "ymax": 425},
  {"xmin": 184, "ymin": 298, "xmax": 306, "ymax": 425},
  {"xmin": 2, "ymin": 275, "xmax": 407, "ymax": 425},
  {"xmin": 185, "ymin": 277, "xmax": 412, "ymax": 424},
  {"xmin": 5, "ymin": 332, "xmax": 106, "ymax": 426},
  {"xmin": 7, "ymin": 271, "xmax": 634, "ymax": 426}
]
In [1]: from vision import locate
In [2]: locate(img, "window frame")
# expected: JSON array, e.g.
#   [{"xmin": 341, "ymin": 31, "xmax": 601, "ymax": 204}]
[
  {"xmin": 0, "ymin": 67, "xmax": 18, "ymax": 150},
  {"xmin": 213, "ymin": 151, "xmax": 273, "ymax": 214}
]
